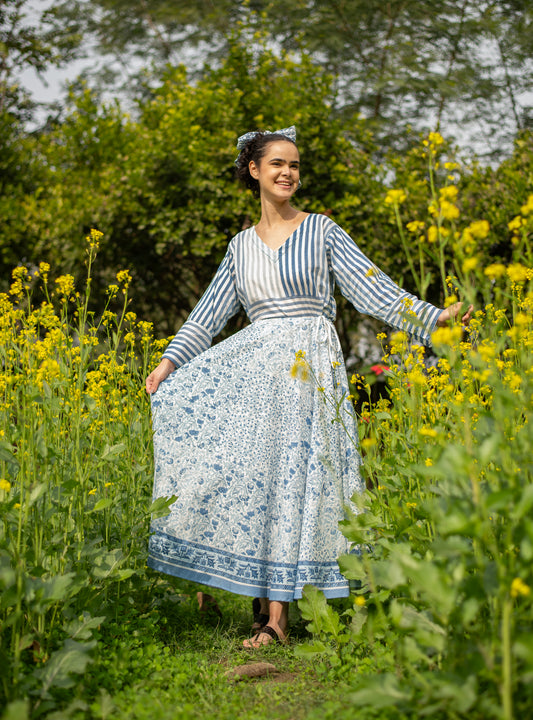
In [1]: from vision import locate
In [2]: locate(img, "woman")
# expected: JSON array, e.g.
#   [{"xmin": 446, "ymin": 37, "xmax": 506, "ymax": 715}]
[{"xmin": 145, "ymin": 126, "xmax": 471, "ymax": 648}]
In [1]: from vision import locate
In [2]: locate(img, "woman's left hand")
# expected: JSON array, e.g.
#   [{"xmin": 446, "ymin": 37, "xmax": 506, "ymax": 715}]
[{"xmin": 436, "ymin": 302, "xmax": 474, "ymax": 327}]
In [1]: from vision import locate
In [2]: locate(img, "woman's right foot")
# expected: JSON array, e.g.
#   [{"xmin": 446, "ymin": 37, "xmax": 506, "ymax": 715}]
[{"xmin": 243, "ymin": 623, "xmax": 287, "ymax": 649}]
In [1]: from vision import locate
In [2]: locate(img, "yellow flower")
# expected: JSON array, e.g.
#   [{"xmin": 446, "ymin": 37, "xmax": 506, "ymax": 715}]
[
  {"xmin": 361, "ymin": 437, "xmax": 376, "ymax": 450},
  {"xmin": 444, "ymin": 294, "xmax": 458, "ymax": 307},
  {"xmin": 508, "ymin": 216, "xmax": 524, "ymax": 232},
  {"xmin": 419, "ymin": 427, "xmax": 437, "ymax": 438},
  {"xmin": 440, "ymin": 200, "xmax": 460, "ymax": 220},
  {"xmin": 0, "ymin": 479, "xmax": 11, "ymax": 492},
  {"xmin": 507, "ymin": 264, "xmax": 529, "ymax": 284},
  {"xmin": 290, "ymin": 357, "xmax": 309, "ymax": 383},
  {"xmin": 38, "ymin": 262, "xmax": 51, "ymax": 281},
  {"xmin": 354, "ymin": 596, "xmax": 366, "ymax": 607},
  {"xmin": 406, "ymin": 502, "xmax": 417, "ymax": 509},
  {"xmin": 520, "ymin": 194, "xmax": 533, "ymax": 216},
  {"xmin": 484, "ymin": 263, "xmax": 506, "ymax": 280},
  {"xmin": 431, "ymin": 325, "xmax": 463, "ymax": 348},
  {"xmin": 423, "ymin": 131, "xmax": 445, "ymax": 149},
  {"xmin": 511, "ymin": 577, "xmax": 531, "ymax": 598},
  {"xmin": 425, "ymin": 458, "xmax": 433, "ymax": 467},
  {"xmin": 439, "ymin": 185, "xmax": 458, "ymax": 201},
  {"xmin": 514, "ymin": 312, "xmax": 529, "ymax": 327},
  {"xmin": 116, "ymin": 269, "xmax": 132, "ymax": 290},
  {"xmin": 468, "ymin": 220, "xmax": 490, "ymax": 239},
  {"xmin": 427, "ymin": 226, "xmax": 439, "ymax": 244},
  {"xmin": 406, "ymin": 220, "xmax": 425, "ymax": 233},
  {"xmin": 87, "ymin": 228, "xmax": 103, "ymax": 249},
  {"xmin": 55, "ymin": 275, "xmax": 75, "ymax": 297},
  {"xmin": 462, "ymin": 257, "xmax": 478, "ymax": 274},
  {"xmin": 385, "ymin": 189, "xmax": 407, "ymax": 205}
]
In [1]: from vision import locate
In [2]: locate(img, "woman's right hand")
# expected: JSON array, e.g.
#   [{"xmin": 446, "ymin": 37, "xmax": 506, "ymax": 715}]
[{"xmin": 145, "ymin": 358, "xmax": 176, "ymax": 395}]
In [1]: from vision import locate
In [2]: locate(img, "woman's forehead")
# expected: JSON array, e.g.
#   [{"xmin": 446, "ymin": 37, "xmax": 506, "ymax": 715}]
[{"xmin": 262, "ymin": 140, "xmax": 300, "ymax": 161}]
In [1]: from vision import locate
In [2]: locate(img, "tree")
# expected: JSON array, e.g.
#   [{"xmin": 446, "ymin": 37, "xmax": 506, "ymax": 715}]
[
  {"xmin": 0, "ymin": 0, "xmax": 83, "ymax": 118},
  {"xmin": 12, "ymin": 39, "xmax": 381, "ymax": 344},
  {"xmin": 47, "ymin": 0, "xmax": 533, "ymax": 155}
]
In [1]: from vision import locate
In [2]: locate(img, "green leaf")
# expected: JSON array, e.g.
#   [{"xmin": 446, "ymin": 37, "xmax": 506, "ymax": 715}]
[
  {"xmin": 0, "ymin": 440, "xmax": 19, "ymax": 468},
  {"xmin": 101, "ymin": 442, "xmax": 126, "ymax": 461},
  {"xmin": 298, "ymin": 585, "xmax": 343, "ymax": 639},
  {"xmin": 513, "ymin": 483, "xmax": 533, "ymax": 520},
  {"xmin": 91, "ymin": 497, "xmax": 113, "ymax": 512},
  {"xmin": 149, "ymin": 494, "xmax": 178, "ymax": 519},
  {"xmin": 63, "ymin": 612, "xmax": 106, "ymax": 641},
  {"xmin": 350, "ymin": 673, "xmax": 412, "ymax": 708},
  {"xmin": 34, "ymin": 639, "xmax": 95, "ymax": 696},
  {"xmin": 1, "ymin": 700, "xmax": 30, "ymax": 720},
  {"xmin": 293, "ymin": 639, "xmax": 334, "ymax": 658}
]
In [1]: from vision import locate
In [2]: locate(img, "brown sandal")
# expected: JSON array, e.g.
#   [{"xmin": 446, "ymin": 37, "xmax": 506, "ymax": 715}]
[{"xmin": 243, "ymin": 624, "xmax": 286, "ymax": 649}]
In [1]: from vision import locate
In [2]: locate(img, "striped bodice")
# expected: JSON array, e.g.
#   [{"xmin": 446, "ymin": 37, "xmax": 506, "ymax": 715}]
[
  {"xmin": 233, "ymin": 213, "xmax": 336, "ymax": 323},
  {"xmin": 162, "ymin": 213, "xmax": 441, "ymax": 368}
]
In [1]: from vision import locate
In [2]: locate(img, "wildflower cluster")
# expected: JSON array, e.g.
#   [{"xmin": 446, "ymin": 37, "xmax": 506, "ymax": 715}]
[{"xmin": 0, "ymin": 233, "xmax": 168, "ymax": 707}]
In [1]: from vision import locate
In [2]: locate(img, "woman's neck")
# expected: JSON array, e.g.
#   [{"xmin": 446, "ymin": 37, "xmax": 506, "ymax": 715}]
[{"xmin": 257, "ymin": 198, "xmax": 300, "ymax": 229}]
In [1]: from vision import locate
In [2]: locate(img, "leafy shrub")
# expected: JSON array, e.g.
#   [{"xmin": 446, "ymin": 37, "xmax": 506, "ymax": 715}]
[{"xmin": 297, "ymin": 136, "xmax": 533, "ymax": 720}]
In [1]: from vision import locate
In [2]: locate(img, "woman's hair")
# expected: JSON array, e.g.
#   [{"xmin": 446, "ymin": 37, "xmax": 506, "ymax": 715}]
[{"xmin": 235, "ymin": 132, "xmax": 298, "ymax": 198}]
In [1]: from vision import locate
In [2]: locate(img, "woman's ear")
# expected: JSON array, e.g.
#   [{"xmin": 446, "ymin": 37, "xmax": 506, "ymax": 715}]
[{"xmin": 249, "ymin": 160, "xmax": 259, "ymax": 179}]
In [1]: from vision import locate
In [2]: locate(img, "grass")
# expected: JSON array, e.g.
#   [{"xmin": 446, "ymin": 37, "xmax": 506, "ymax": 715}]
[{"xmin": 54, "ymin": 581, "xmax": 358, "ymax": 720}]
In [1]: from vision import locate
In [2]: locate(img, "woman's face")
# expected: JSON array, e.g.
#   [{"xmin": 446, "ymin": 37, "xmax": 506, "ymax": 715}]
[{"xmin": 249, "ymin": 140, "xmax": 300, "ymax": 200}]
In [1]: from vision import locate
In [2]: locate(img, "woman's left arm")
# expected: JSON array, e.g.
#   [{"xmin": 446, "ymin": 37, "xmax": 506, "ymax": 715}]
[{"xmin": 327, "ymin": 223, "xmax": 469, "ymax": 344}]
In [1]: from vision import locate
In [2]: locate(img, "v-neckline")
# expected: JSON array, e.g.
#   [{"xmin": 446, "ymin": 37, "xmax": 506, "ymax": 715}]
[{"xmin": 252, "ymin": 214, "xmax": 310, "ymax": 257}]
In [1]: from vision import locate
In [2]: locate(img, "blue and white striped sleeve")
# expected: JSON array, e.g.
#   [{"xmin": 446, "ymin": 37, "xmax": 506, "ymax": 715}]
[
  {"xmin": 162, "ymin": 245, "xmax": 241, "ymax": 368},
  {"xmin": 326, "ymin": 223, "xmax": 442, "ymax": 346}
]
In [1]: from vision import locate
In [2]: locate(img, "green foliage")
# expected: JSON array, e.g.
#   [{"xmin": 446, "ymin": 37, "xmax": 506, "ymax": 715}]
[
  {"xmin": 5, "ymin": 37, "xmax": 378, "ymax": 338},
  {"xmin": 296, "ymin": 151, "xmax": 533, "ymax": 719},
  {"xmin": 0, "ymin": 237, "xmax": 170, "ymax": 711}
]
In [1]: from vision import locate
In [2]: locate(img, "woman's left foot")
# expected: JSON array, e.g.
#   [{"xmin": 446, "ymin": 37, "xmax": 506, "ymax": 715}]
[
  {"xmin": 243, "ymin": 624, "xmax": 287, "ymax": 649},
  {"xmin": 251, "ymin": 598, "xmax": 269, "ymax": 633}
]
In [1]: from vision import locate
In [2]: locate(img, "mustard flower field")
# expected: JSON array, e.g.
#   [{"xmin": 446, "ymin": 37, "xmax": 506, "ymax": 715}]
[{"xmin": 1, "ymin": 136, "xmax": 532, "ymax": 719}]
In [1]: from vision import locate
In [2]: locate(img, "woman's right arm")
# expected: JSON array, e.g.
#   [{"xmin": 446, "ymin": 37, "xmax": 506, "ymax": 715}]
[{"xmin": 145, "ymin": 243, "xmax": 240, "ymax": 394}]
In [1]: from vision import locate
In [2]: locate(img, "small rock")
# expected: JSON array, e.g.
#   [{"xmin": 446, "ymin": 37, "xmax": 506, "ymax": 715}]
[{"xmin": 225, "ymin": 662, "xmax": 279, "ymax": 681}]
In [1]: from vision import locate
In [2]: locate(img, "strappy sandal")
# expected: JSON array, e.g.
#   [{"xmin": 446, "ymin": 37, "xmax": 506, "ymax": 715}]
[
  {"xmin": 251, "ymin": 597, "xmax": 269, "ymax": 633},
  {"xmin": 243, "ymin": 624, "xmax": 286, "ymax": 649}
]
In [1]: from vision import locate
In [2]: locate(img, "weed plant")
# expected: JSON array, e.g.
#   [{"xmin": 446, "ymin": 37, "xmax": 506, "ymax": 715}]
[
  {"xmin": 0, "ymin": 231, "xmax": 174, "ymax": 715},
  {"xmin": 297, "ymin": 134, "xmax": 533, "ymax": 720}
]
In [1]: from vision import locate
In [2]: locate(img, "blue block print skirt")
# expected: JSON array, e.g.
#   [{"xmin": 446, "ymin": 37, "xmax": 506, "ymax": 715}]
[{"xmin": 148, "ymin": 316, "xmax": 364, "ymax": 601}]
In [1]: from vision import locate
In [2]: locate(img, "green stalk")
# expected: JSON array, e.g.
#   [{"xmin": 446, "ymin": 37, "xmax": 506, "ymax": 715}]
[
  {"xmin": 501, "ymin": 597, "xmax": 513, "ymax": 720},
  {"xmin": 394, "ymin": 204, "xmax": 423, "ymax": 298}
]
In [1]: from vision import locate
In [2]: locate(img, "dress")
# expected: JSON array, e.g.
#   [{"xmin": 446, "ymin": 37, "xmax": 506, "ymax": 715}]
[{"xmin": 148, "ymin": 213, "xmax": 441, "ymax": 601}]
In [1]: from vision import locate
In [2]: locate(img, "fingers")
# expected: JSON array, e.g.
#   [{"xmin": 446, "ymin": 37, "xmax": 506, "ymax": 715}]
[
  {"xmin": 145, "ymin": 373, "xmax": 160, "ymax": 395},
  {"xmin": 460, "ymin": 304, "xmax": 474, "ymax": 326}
]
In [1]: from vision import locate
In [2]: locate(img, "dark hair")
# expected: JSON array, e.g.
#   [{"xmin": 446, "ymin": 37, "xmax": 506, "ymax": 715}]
[{"xmin": 235, "ymin": 132, "xmax": 298, "ymax": 198}]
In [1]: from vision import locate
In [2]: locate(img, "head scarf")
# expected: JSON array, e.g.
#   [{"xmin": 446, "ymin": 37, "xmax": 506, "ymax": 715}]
[{"xmin": 235, "ymin": 125, "xmax": 297, "ymax": 164}]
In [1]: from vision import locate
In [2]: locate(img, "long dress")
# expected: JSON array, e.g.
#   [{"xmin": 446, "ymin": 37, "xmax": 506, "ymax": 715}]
[{"xmin": 148, "ymin": 213, "xmax": 441, "ymax": 601}]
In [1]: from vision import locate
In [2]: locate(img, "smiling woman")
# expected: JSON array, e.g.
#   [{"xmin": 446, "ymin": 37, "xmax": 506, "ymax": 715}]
[{"xmin": 145, "ymin": 125, "xmax": 471, "ymax": 650}]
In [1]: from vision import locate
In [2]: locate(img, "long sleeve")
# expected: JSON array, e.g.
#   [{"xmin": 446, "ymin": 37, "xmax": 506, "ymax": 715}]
[
  {"xmin": 162, "ymin": 244, "xmax": 241, "ymax": 368},
  {"xmin": 326, "ymin": 223, "xmax": 441, "ymax": 346}
]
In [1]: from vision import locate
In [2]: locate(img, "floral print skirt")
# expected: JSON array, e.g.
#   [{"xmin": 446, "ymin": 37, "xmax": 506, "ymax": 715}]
[{"xmin": 148, "ymin": 315, "xmax": 363, "ymax": 601}]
